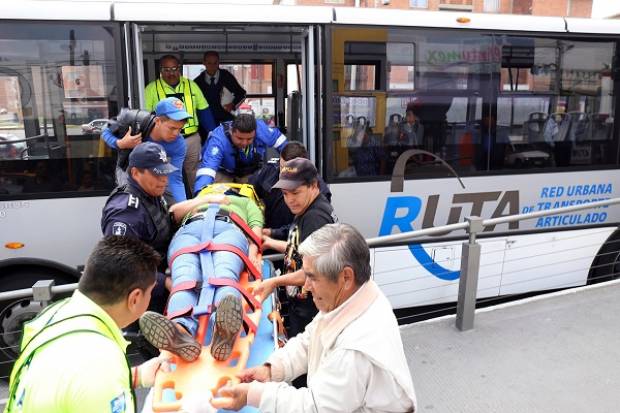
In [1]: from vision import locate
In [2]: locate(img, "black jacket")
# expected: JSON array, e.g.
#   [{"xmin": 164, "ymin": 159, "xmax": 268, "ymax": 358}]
[
  {"xmin": 194, "ymin": 69, "xmax": 246, "ymax": 125},
  {"xmin": 248, "ymin": 160, "xmax": 332, "ymax": 240}
]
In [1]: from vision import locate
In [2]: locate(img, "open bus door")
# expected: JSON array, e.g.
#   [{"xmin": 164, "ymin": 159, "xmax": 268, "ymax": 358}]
[
  {"xmin": 300, "ymin": 25, "xmax": 319, "ymax": 165},
  {"xmin": 126, "ymin": 21, "xmax": 323, "ymax": 167},
  {"xmin": 124, "ymin": 23, "xmax": 146, "ymax": 110}
]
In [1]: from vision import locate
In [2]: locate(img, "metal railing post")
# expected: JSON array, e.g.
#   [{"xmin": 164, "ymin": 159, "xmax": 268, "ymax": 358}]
[
  {"xmin": 32, "ymin": 280, "xmax": 55, "ymax": 307},
  {"xmin": 456, "ymin": 216, "xmax": 483, "ymax": 331}
]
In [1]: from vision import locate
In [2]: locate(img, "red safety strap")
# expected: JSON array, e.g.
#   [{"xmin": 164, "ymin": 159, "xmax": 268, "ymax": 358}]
[
  {"xmin": 165, "ymin": 280, "xmax": 200, "ymax": 318},
  {"xmin": 169, "ymin": 280, "xmax": 198, "ymax": 296},
  {"xmin": 169, "ymin": 241, "xmax": 212, "ymax": 267},
  {"xmin": 229, "ymin": 211, "xmax": 262, "ymax": 248},
  {"xmin": 166, "ymin": 305, "xmax": 194, "ymax": 320},
  {"xmin": 207, "ymin": 277, "xmax": 261, "ymax": 312},
  {"xmin": 207, "ymin": 242, "xmax": 262, "ymax": 281},
  {"xmin": 169, "ymin": 241, "xmax": 261, "ymax": 281},
  {"xmin": 242, "ymin": 313, "xmax": 257, "ymax": 335}
]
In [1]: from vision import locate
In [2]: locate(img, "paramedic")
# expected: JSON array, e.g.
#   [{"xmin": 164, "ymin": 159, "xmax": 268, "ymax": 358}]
[{"xmin": 194, "ymin": 114, "xmax": 288, "ymax": 194}]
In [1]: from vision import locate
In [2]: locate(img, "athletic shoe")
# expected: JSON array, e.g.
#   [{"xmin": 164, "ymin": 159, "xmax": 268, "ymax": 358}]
[
  {"xmin": 139, "ymin": 311, "xmax": 201, "ymax": 362},
  {"xmin": 210, "ymin": 295, "xmax": 243, "ymax": 361}
]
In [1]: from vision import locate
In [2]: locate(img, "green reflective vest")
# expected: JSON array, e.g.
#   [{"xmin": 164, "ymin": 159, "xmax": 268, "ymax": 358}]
[
  {"xmin": 4, "ymin": 291, "xmax": 135, "ymax": 413},
  {"xmin": 146, "ymin": 77, "xmax": 207, "ymax": 136}
]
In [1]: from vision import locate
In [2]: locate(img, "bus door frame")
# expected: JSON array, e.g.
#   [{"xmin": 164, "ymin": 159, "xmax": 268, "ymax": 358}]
[
  {"xmin": 301, "ymin": 25, "xmax": 319, "ymax": 164},
  {"xmin": 123, "ymin": 22, "xmax": 146, "ymax": 109}
]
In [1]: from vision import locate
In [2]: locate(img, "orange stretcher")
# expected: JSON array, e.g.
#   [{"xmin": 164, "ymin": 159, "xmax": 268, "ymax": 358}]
[
  {"xmin": 151, "ymin": 268, "xmax": 269, "ymax": 412},
  {"xmin": 150, "ymin": 185, "xmax": 284, "ymax": 412}
]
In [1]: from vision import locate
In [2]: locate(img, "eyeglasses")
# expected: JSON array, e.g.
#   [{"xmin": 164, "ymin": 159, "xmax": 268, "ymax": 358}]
[{"xmin": 161, "ymin": 66, "xmax": 180, "ymax": 73}]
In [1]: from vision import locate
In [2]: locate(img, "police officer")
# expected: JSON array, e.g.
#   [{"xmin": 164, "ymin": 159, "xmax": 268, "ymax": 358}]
[
  {"xmin": 101, "ymin": 142, "xmax": 217, "ymax": 312},
  {"xmin": 144, "ymin": 55, "xmax": 216, "ymax": 190},
  {"xmin": 194, "ymin": 114, "xmax": 288, "ymax": 195},
  {"xmin": 101, "ymin": 142, "xmax": 176, "ymax": 313},
  {"xmin": 4, "ymin": 237, "xmax": 166, "ymax": 413}
]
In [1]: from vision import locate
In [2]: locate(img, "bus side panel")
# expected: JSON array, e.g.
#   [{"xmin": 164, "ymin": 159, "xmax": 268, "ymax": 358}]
[
  {"xmin": 499, "ymin": 227, "xmax": 616, "ymax": 295},
  {"xmin": 0, "ymin": 196, "xmax": 108, "ymax": 268},
  {"xmin": 331, "ymin": 170, "xmax": 620, "ymax": 240},
  {"xmin": 372, "ymin": 238, "xmax": 506, "ymax": 309},
  {"xmin": 370, "ymin": 227, "xmax": 615, "ymax": 309}
]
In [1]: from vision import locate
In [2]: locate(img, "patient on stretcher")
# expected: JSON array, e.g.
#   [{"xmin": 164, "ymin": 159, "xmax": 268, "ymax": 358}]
[{"xmin": 140, "ymin": 185, "xmax": 263, "ymax": 362}]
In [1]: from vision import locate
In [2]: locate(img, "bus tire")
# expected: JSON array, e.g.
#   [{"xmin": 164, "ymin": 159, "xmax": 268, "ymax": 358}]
[
  {"xmin": 587, "ymin": 229, "xmax": 620, "ymax": 285},
  {"xmin": 0, "ymin": 266, "xmax": 76, "ymax": 380}
]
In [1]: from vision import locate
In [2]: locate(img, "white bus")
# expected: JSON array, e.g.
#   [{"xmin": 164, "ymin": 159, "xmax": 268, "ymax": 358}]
[{"xmin": 1, "ymin": 1, "xmax": 619, "ymax": 369}]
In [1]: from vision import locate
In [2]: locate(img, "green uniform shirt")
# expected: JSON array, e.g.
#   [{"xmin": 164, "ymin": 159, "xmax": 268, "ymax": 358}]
[
  {"xmin": 5, "ymin": 291, "xmax": 134, "ymax": 413},
  {"xmin": 144, "ymin": 76, "xmax": 208, "ymax": 135},
  {"xmin": 193, "ymin": 195, "xmax": 264, "ymax": 229}
]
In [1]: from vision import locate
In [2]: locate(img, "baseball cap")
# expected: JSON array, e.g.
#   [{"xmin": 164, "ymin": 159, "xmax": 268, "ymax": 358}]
[
  {"xmin": 155, "ymin": 97, "xmax": 191, "ymax": 121},
  {"xmin": 128, "ymin": 142, "xmax": 178, "ymax": 176},
  {"xmin": 272, "ymin": 157, "xmax": 318, "ymax": 190}
]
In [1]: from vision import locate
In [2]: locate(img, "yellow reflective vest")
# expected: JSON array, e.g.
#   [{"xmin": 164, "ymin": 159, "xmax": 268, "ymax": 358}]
[
  {"xmin": 144, "ymin": 77, "xmax": 208, "ymax": 136},
  {"xmin": 4, "ymin": 291, "xmax": 135, "ymax": 413}
]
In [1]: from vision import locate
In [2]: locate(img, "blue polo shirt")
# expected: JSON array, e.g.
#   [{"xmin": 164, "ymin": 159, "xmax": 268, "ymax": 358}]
[
  {"xmin": 101, "ymin": 128, "xmax": 187, "ymax": 201},
  {"xmin": 194, "ymin": 119, "xmax": 287, "ymax": 194}
]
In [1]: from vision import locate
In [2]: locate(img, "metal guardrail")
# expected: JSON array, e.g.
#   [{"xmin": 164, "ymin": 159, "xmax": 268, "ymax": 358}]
[
  {"xmin": 0, "ymin": 280, "xmax": 78, "ymax": 304},
  {"xmin": 1, "ymin": 197, "xmax": 619, "ymax": 331}
]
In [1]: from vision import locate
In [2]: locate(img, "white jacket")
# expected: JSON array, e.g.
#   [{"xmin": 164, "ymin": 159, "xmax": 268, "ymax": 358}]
[{"xmin": 247, "ymin": 280, "xmax": 417, "ymax": 413}]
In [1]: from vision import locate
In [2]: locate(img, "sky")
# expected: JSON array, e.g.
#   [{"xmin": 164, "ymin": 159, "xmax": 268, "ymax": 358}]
[{"xmin": 591, "ymin": 0, "xmax": 620, "ymax": 18}]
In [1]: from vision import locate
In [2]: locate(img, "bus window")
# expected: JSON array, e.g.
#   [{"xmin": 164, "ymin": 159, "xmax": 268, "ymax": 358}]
[
  {"xmin": 328, "ymin": 27, "xmax": 496, "ymax": 181},
  {"xmin": 0, "ymin": 22, "xmax": 121, "ymax": 198},
  {"xmin": 344, "ymin": 41, "xmax": 383, "ymax": 91},
  {"xmin": 185, "ymin": 62, "xmax": 275, "ymax": 125},
  {"xmin": 285, "ymin": 63, "xmax": 302, "ymax": 141},
  {"xmin": 387, "ymin": 43, "xmax": 415, "ymax": 91},
  {"xmin": 345, "ymin": 64, "xmax": 378, "ymax": 91},
  {"xmin": 493, "ymin": 37, "xmax": 618, "ymax": 171}
]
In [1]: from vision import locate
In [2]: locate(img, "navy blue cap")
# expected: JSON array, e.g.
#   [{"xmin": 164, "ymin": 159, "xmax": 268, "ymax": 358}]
[
  {"xmin": 128, "ymin": 142, "xmax": 178, "ymax": 176},
  {"xmin": 155, "ymin": 97, "xmax": 191, "ymax": 121}
]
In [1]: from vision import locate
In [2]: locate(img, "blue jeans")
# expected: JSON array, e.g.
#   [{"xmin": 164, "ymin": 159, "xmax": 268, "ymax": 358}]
[{"xmin": 167, "ymin": 218, "xmax": 248, "ymax": 336}]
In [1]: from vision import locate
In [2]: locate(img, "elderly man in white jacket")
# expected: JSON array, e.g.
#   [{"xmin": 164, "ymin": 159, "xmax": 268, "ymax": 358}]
[{"xmin": 212, "ymin": 223, "xmax": 417, "ymax": 413}]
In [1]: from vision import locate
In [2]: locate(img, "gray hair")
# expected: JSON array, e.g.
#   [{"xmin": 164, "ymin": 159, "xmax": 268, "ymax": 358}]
[{"xmin": 298, "ymin": 223, "xmax": 371, "ymax": 285}]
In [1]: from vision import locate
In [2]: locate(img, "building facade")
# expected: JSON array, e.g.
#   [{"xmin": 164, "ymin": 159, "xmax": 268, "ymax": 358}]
[{"xmin": 289, "ymin": 0, "xmax": 593, "ymax": 17}]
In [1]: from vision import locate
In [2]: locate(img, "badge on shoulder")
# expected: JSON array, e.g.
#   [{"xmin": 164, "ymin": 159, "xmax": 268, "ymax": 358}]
[{"xmin": 112, "ymin": 222, "xmax": 127, "ymax": 236}]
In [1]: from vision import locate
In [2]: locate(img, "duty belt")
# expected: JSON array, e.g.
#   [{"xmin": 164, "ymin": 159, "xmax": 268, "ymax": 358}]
[{"xmin": 184, "ymin": 212, "xmax": 232, "ymax": 226}]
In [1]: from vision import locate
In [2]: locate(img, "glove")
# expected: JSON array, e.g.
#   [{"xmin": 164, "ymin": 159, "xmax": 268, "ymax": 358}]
[
  {"xmin": 134, "ymin": 355, "xmax": 171, "ymax": 388},
  {"xmin": 179, "ymin": 391, "xmax": 217, "ymax": 413}
]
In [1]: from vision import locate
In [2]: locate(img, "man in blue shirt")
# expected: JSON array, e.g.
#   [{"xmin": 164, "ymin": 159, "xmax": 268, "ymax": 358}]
[
  {"xmin": 194, "ymin": 114, "xmax": 288, "ymax": 195},
  {"xmin": 101, "ymin": 97, "xmax": 190, "ymax": 202}
]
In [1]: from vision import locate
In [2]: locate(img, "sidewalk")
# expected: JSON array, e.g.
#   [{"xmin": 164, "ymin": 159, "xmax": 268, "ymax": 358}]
[{"xmin": 402, "ymin": 280, "xmax": 620, "ymax": 413}]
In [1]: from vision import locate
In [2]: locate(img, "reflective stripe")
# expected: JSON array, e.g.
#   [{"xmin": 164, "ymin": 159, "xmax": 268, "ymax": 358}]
[
  {"xmin": 274, "ymin": 134, "xmax": 287, "ymax": 149},
  {"xmin": 196, "ymin": 168, "xmax": 217, "ymax": 178},
  {"xmin": 155, "ymin": 79, "xmax": 167, "ymax": 101},
  {"xmin": 180, "ymin": 78, "xmax": 197, "ymax": 134}
]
